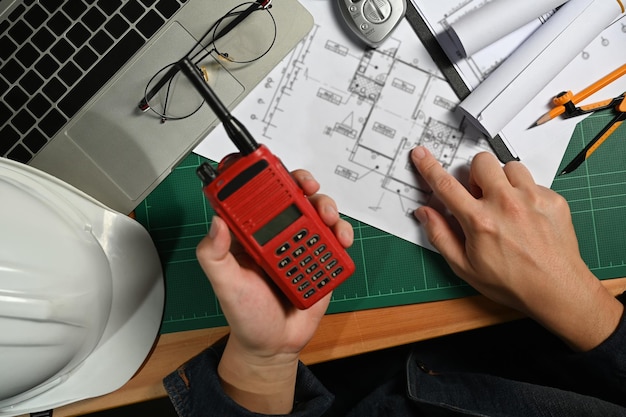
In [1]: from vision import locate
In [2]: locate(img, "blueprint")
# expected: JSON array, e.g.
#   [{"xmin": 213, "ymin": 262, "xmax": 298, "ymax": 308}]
[
  {"xmin": 194, "ymin": 0, "xmax": 491, "ymax": 250},
  {"xmin": 195, "ymin": 0, "xmax": 626, "ymax": 251}
]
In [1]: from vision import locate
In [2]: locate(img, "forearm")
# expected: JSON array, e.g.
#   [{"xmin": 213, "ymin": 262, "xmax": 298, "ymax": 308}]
[
  {"xmin": 523, "ymin": 268, "xmax": 624, "ymax": 352},
  {"xmin": 164, "ymin": 341, "xmax": 334, "ymax": 417},
  {"xmin": 218, "ymin": 340, "xmax": 299, "ymax": 414}
]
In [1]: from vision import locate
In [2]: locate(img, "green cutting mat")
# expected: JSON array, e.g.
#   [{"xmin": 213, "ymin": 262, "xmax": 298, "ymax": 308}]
[{"xmin": 134, "ymin": 111, "xmax": 626, "ymax": 334}]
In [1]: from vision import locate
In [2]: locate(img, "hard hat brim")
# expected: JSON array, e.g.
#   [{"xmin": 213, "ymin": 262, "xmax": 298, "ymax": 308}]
[{"xmin": 0, "ymin": 159, "xmax": 164, "ymax": 416}]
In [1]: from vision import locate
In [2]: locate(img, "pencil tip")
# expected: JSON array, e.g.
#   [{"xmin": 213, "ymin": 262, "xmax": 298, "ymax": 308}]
[{"xmin": 534, "ymin": 113, "xmax": 551, "ymax": 127}]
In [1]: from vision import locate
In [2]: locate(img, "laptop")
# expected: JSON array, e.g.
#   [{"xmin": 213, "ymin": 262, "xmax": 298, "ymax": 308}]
[{"xmin": 0, "ymin": 0, "xmax": 313, "ymax": 214}]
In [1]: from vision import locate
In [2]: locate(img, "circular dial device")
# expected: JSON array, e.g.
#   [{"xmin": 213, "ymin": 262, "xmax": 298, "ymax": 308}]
[{"xmin": 362, "ymin": 0, "xmax": 392, "ymax": 24}]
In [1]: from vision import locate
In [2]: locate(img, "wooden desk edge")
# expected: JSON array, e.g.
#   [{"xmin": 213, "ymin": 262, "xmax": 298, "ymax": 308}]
[{"xmin": 53, "ymin": 278, "xmax": 626, "ymax": 416}]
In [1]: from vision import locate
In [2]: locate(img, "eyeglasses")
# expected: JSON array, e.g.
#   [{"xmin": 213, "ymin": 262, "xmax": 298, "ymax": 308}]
[{"xmin": 138, "ymin": 0, "xmax": 276, "ymax": 123}]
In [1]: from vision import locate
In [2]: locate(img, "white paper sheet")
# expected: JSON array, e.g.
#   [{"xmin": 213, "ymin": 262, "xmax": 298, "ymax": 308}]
[
  {"xmin": 449, "ymin": 0, "xmax": 568, "ymax": 57},
  {"xmin": 410, "ymin": 0, "xmax": 552, "ymax": 90},
  {"xmin": 459, "ymin": 0, "xmax": 623, "ymax": 138},
  {"xmin": 194, "ymin": 0, "xmax": 626, "ymax": 251}
]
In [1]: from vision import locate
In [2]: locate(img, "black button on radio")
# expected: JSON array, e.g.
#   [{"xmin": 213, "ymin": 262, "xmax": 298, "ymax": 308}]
[
  {"xmin": 306, "ymin": 235, "xmax": 320, "ymax": 247},
  {"xmin": 292, "ymin": 246, "xmax": 306, "ymax": 258},
  {"xmin": 278, "ymin": 257, "xmax": 291, "ymax": 269},
  {"xmin": 276, "ymin": 242, "xmax": 290, "ymax": 255},
  {"xmin": 291, "ymin": 274, "xmax": 304, "ymax": 284},
  {"xmin": 293, "ymin": 229, "xmax": 308, "ymax": 242},
  {"xmin": 313, "ymin": 244, "xmax": 326, "ymax": 256},
  {"xmin": 331, "ymin": 266, "xmax": 344, "ymax": 278}
]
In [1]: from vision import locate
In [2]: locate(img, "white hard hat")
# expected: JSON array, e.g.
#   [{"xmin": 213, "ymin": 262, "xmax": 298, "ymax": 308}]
[{"xmin": 0, "ymin": 158, "xmax": 164, "ymax": 416}]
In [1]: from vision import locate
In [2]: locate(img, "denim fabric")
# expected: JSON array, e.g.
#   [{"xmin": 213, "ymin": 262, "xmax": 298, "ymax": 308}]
[
  {"xmin": 163, "ymin": 342, "xmax": 334, "ymax": 417},
  {"xmin": 164, "ymin": 293, "xmax": 626, "ymax": 416}
]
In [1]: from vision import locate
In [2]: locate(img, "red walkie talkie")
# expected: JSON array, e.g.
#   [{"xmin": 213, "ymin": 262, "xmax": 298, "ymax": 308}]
[{"xmin": 179, "ymin": 58, "xmax": 355, "ymax": 309}]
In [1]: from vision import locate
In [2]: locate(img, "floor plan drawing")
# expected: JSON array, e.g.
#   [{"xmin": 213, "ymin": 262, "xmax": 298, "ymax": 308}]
[{"xmin": 195, "ymin": 0, "xmax": 492, "ymax": 249}]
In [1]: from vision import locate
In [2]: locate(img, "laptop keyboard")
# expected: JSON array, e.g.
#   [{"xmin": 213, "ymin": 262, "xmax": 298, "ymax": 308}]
[{"xmin": 0, "ymin": 0, "xmax": 187, "ymax": 163}]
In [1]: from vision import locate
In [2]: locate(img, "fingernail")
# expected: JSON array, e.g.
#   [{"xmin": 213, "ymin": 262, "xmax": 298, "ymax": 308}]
[
  {"xmin": 324, "ymin": 204, "xmax": 338, "ymax": 216},
  {"xmin": 414, "ymin": 208, "xmax": 428, "ymax": 225},
  {"xmin": 209, "ymin": 216, "xmax": 219, "ymax": 239},
  {"xmin": 412, "ymin": 146, "xmax": 427, "ymax": 160}
]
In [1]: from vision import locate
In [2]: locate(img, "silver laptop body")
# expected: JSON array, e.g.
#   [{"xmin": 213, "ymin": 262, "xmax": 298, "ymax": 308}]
[{"xmin": 0, "ymin": 0, "xmax": 313, "ymax": 213}]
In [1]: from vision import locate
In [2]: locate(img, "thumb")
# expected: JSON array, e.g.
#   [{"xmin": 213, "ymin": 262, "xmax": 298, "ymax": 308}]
[
  {"xmin": 415, "ymin": 207, "xmax": 469, "ymax": 276},
  {"xmin": 196, "ymin": 216, "xmax": 240, "ymax": 290}
]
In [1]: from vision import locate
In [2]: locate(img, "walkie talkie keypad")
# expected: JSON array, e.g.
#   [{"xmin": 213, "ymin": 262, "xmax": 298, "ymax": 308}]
[
  {"xmin": 276, "ymin": 228, "xmax": 347, "ymax": 302},
  {"xmin": 196, "ymin": 94, "xmax": 356, "ymax": 309}
]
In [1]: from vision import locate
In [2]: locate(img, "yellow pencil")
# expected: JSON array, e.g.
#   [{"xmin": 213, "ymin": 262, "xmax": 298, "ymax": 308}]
[{"xmin": 533, "ymin": 63, "xmax": 626, "ymax": 127}]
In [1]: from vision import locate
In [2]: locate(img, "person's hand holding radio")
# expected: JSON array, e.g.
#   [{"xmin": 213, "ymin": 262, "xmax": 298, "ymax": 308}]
[
  {"xmin": 411, "ymin": 146, "xmax": 623, "ymax": 353},
  {"xmin": 196, "ymin": 169, "xmax": 353, "ymax": 414}
]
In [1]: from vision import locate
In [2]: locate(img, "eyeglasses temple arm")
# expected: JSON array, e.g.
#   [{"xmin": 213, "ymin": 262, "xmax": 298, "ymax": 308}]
[{"xmin": 178, "ymin": 57, "xmax": 259, "ymax": 155}]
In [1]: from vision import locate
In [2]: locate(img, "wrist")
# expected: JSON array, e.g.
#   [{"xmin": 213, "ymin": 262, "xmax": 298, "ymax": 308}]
[
  {"xmin": 525, "ymin": 270, "xmax": 624, "ymax": 352},
  {"xmin": 217, "ymin": 338, "xmax": 299, "ymax": 414}
]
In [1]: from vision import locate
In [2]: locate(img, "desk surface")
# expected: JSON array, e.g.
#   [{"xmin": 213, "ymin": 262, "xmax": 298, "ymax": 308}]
[
  {"xmin": 47, "ymin": 105, "xmax": 626, "ymax": 416},
  {"xmin": 53, "ymin": 278, "xmax": 626, "ymax": 416},
  {"xmin": 131, "ymin": 108, "xmax": 626, "ymax": 336}
]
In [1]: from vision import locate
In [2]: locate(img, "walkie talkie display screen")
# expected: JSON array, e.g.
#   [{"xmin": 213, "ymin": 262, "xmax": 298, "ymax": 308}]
[{"xmin": 253, "ymin": 204, "xmax": 303, "ymax": 246}]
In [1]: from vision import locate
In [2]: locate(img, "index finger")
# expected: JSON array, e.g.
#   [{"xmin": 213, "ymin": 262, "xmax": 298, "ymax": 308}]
[{"xmin": 411, "ymin": 146, "xmax": 477, "ymax": 216}]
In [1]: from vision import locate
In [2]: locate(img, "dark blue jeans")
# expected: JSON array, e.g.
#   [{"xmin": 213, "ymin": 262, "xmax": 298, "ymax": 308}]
[{"xmin": 165, "ymin": 295, "xmax": 626, "ymax": 417}]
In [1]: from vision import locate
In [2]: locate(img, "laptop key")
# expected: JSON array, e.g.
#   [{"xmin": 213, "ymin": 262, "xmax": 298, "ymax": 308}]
[
  {"xmin": 40, "ymin": 0, "xmax": 64, "ymax": 14},
  {"xmin": 0, "ymin": 125, "xmax": 20, "ymax": 155},
  {"xmin": 7, "ymin": 143, "xmax": 32, "ymax": 164},
  {"xmin": 136, "ymin": 10, "xmax": 164, "ymax": 38},
  {"xmin": 5, "ymin": 86, "xmax": 29, "ymax": 111},
  {"xmin": 34, "ymin": 54, "xmax": 60, "ymax": 78},
  {"xmin": 63, "ymin": 2, "xmax": 88, "ymax": 20},
  {"xmin": 67, "ymin": 22, "xmax": 91, "ymax": 48},
  {"xmin": 89, "ymin": 30, "xmax": 114, "ymax": 54},
  {"xmin": 42, "ymin": 77, "xmax": 67, "ymax": 102},
  {"xmin": 0, "ymin": 102, "xmax": 11, "ymax": 126},
  {"xmin": 11, "ymin": 109, "xmax": 35, "ymax": 134},
  {"xmin": 15, "ymin": 43, "xmax": 39, "ymax": 68},
  {"xmin": 105, "ymin": 15, "xmax": 129, "ymax": 39},
  {"xmin": 39, "ymin": 108, "xmax": 67, "ymax": 138},
  {"xmin": 156, "ymin": 0, "xmax": 180, "ymax": 19},
  {"xmin": 8, "ymin": 5, "xmax": 26, "ymax": 22},
  {"xmin": 27, "ymin": 93, "xmax": 51, "ymax": 118},
  {"xmin": 8, "ymin": 20, "xmax": 32, "ymax": 44},
  {"xmin": 58, "ymin": 62, "xmax": 82, "ymax": 86},
  {"xmin": 97, "ymin": 0, "xmax": 123, "ymax": 15},
  {"xmin": 0, "ymin": 36, "xmax": 17, "ymax": 60},
  {"xmin": 1, "ymin": 58, "xmax": 24, "ymax": 84},
  {"xmin": 0, "ymin": 78, "xmax": 8, "ymax": 96},
  {"xmin": 74, "ymin": 46, "xmax": 98, "ymax": 70},
  {"xmin": 32, "ymin": 26, "xmax": 56, "ymax": 52},
  {"xmin": 59, "ymin": 30, "xmax": 144, "ymax": 118},
  {"xmin": 82, "ymin": 8, "xmax": 106, "ymax": 32},
  {"xmin": 20, "ymin": 70, "xmax": 45, "ymax": 95},
  {"xmin": 23, "ymin": 129, "xmax": 48, "ymax": 154},
  {"xmin": 47, "ymin": 11, "xmax": 71, "ymax": 36},
  {"xmin": 50, "ymin": 38, "xmax": 75, "ymax": 62},
  {"xmin": 121, "ymin": 0, "xmax": 145, "ymax": 23},
  {"xmin": 24, "ymin": 4, "xmax": 48, "ymax": 28}
]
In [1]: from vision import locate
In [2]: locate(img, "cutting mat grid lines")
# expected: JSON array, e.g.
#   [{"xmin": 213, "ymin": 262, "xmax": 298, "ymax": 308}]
[
  {"xmin": 552, "ymin": 111, "xmax": 626, "ymax": 279},
  {"xmin": 135, "ymin": 113, "xmax": 626, "ymax": 334}
]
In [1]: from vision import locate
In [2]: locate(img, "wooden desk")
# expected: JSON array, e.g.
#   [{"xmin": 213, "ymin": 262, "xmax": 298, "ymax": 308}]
[{"xmin": 50, "ymin": 277, "xmax": 626, "ymax": 416}]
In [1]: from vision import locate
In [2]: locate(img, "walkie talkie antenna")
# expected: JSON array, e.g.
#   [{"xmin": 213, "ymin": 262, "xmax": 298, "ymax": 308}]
[{"xmin": 178, "ymin": 57, "xmax": 259, "ymax": 155}]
